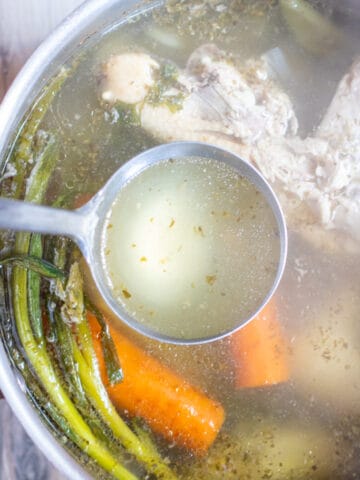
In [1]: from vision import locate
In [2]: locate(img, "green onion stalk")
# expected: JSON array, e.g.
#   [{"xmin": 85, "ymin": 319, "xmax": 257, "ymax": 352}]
[
  {"xmin": 85, "ymin": 300, "xmax": 123, "ymax": 386},
  {"xmin": 54, "ymin": 260, "xmax": 176, "ymax": 479},
  {"xmin": 8, "ymin": 67, "xmax": 70, "ymax": 200},
  {"xmin": 11, "ymin": 135, "xmax": 138, "ymax": 480},
  {"xmin": 6, "ymin": 79, "xmax": 177, "ymax": 478},
  {"xmin": 57, "ymin": 250, "xmax": 175, "ymax": 478},
  {"xmin": 46, "ymin": 237, "xmax": 131, "ymax": 463}
]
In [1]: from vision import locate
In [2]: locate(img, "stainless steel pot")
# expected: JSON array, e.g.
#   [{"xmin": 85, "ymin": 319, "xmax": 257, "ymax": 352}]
[{"xmin": 1, "ymin": 1, "xmax": 360, "ymax": 479}]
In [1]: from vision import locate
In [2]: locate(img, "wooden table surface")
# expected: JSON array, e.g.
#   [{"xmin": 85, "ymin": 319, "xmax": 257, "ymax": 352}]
[{"xmin": 0, "ymin": 2, "xmax": 84, "ymax": 478}]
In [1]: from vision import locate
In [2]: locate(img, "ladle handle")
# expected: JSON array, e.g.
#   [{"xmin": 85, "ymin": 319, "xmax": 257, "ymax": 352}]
[{"xmin": 0, "ymin": 198, "xmax": 89, "ymax": 245}]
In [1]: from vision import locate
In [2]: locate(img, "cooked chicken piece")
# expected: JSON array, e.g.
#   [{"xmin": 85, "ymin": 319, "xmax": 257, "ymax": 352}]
[
  {"xmin": 102, "ymin": 53, "xmax": 159, "ymax": 104},
  {"xmin": 317, "ymin": 57, "xmax": 360, "ymax": 141},
  {"xmin": 315, "ymin": 58, "xmax": 360, "ymax": 246},
  {"xmin": 100, "ymin": 47, "xmax": 360, "ymax": 253},
  {"xmin": 252, "ymin": 58, "xmax": 360, "ymax": 252},
  {"xmin": 142, "ymin": 45, "xmax": 298, "ymax": 150},
  {"xmin": 140, "ymin": 93, "xmax": 254, "ymax": 161},
  {"xmin": 251, "ymin": 135, "xmax": 360, "ymax": 254},
  {"xmin": 102, "ymin": 45, "xmax": 297, "ymax": 158},
  {"xmin": 251, "ymin": 135, "xmax": 328, "ymax": 211}
]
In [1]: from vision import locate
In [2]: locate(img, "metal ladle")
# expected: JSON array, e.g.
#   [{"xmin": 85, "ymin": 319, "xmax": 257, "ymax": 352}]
[{"xmin": 0, "ymin": 142, "xmax": 287, "ymax": 344}]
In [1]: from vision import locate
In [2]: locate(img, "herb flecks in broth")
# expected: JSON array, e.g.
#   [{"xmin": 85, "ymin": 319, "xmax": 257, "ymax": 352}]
[
  {"xmin": 101, "ymin": 53, "xmax": 185, "ymax": 117},
  {"xmin": 101, "ymin": 156, "xmax": 280, "ymax": 340},
  {"xmin": 146, "ymin": 63, "xmax": 185, "ymax": 112},
  {"xmin": 155, "ymin": 0, "xmax": 275, "ymax": 44},
  {"xmin": 2, "ymin": 1, "xmax": 360, "ymax": 479}
]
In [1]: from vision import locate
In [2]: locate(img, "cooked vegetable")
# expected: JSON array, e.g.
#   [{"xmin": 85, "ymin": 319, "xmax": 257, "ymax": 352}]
[
  {"xmin": 89, "ymin": 312, "xmax": 225, "ymax": 454},
  {"xmin": 241, "ymin": 423, "xmax": 340, "ymax": 480},
  {"xmin": 9, "ymin": 128, "xmax": 175, "ymax": 479},
  {"xmin": 46, "ymin": 260, "xmax": 131, "ymax": 462},
  {"xmin": 59, "ymin": 263, "xmax": 176, "ymax": 479},
  {"xmin": 74, "ymin": 192, "xmax": 124, "ymax": 386},
  {"xmin": 292, "ymin": 290, "xmax": 360, "ymax": 413},
  {"xmin": 280, "ymin": 0, "xmax": 343, "ymax": 55},
  {"xmin": 230, "ymin": 299, "xmax": 289, "ymax": 388},
  {"xmin": 27, "ymin": 236, "xmax": 44, "ymax": 342},
  {"xmin": 71, "ymin": 329, "xmax": 175, "ymax": 478},
  {"xmin": 0, "ymin": 254, "xmax": 65, "ymax": 279},
  {"xmin": 86, "ymin": 301, "xmax": 123, "ymax": 386},
  {"xmin": 11, "ymin": 135, "xmax": 140, "ymax": 479},
  {"xmin": 10, "ymin": 345, "xmax": 83, "ymax": 448},
  {"xmin": 183, "ymin": 422, "xmax": 340, "ymax": 479},
  {"xmin": 7, "ymin": 68, "xmax": 70, "ymax": 200}
]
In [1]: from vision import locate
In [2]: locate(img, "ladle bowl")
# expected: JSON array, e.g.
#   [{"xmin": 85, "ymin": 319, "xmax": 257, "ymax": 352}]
[{"xmin": 0, "ymin": 141, "xmax": 287, "ymax": 344}]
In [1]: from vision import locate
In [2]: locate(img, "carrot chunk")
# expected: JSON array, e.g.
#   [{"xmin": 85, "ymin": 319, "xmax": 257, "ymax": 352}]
[
  {"xmin": 230, "ymin": 300, "xmax": 289, "ymax": 388},
  {"xmin": 88, "ymin": 312, "xmax": 225, "ymax": 454}
]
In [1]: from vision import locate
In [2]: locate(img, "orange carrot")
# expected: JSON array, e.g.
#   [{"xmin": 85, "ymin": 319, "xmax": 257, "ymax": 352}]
[
  {"xmin": 88, "ymin": 312, "xmax": 225, "ymax": 454},
  {"xmin": 230, "ymin": 299, "xmax": 289, "ymax": 388}
]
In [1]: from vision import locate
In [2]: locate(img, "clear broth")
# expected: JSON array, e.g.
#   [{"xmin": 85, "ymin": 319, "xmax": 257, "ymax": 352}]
[
  {"xmin": 2, "ymin": 1, "xmax": 360, "ymax": 478},
  {"xmin": 101, "ymin": 156, "xmax": 280, "ymax": 339}
]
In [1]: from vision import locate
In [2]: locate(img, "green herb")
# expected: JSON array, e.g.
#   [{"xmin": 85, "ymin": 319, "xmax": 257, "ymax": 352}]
[
  {"xmin": 146, "ymin": 63, "xmax": 184, "ymax": 112},
  {"xmin": 0, "ymin": 254, "xmax": 66, "ymax": 280},
  {"xmin": 11, "ymin": 133, "xmax": 138, "ymax": 480},
  {"xmin": 113, "ymin": 102, "xmax": 141, "ymax": 126},
  {"xmin": 28, "ymin": 235, "xmax": 44, "ymax": 342},
  {"xmin": 86, "ymin": 301, "xmax": 123, "ymax": 386}
]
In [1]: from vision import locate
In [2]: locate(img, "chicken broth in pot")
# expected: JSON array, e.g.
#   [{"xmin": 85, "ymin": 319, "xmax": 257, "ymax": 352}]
[{"xmin": 1, "ymin": 0, "xmax": 360, "ymax": 479}]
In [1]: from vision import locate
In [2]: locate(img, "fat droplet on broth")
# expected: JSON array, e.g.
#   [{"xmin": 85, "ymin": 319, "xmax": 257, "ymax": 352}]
[{"xmin": 101, "ymin": 156, "xmax": 280, "ymax": 339}]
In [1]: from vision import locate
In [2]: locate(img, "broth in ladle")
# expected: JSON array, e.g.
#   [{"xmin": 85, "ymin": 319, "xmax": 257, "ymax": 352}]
[{"xmin": 101, "ymin": 155, "xmax": 280, "ymax": 340}]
